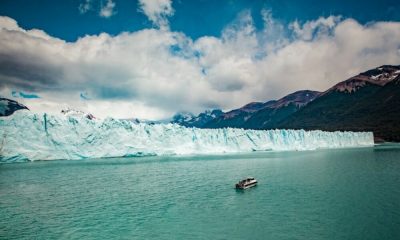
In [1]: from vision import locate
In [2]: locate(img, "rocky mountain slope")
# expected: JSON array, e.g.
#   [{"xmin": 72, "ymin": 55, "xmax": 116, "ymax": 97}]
[
  {"xmin": 174, "ymin": 65, "xmax": 400, "ymax": 142},
  {"xmin": 171, "ymin": 109, "xmax": 223, "ymax": 128},
  {"xmin": 279, "ymin": 65, "xmax": 400, "ymax": 141},
  {"xmin": 203, "ymin": 90, "xmax": 321, "ymax": 129}
]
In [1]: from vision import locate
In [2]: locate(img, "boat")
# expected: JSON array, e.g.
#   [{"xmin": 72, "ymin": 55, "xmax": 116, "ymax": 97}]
[{"xmin": 235, "ymin": 177, "xmax": 257, "ymax": 189}]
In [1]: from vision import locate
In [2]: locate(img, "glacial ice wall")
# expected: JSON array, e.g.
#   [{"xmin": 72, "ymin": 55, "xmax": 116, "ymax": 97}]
[{"xmin": 0, "ymin": 111, "xmax": 374, "ymax": 162}]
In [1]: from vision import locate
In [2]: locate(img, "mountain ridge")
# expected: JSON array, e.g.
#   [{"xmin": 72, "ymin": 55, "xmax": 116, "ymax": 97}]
[
  {"xmin": 203, "ymin": 90, "xmax": 321, "ymax": 129},
  {"xmin": 172, "ymin": 64, "xmax": 400, "ymax": 142}
]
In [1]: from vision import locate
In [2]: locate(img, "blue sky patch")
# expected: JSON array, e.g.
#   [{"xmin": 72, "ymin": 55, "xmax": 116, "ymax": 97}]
[{"xmin": 0, "ymin": 0, "xmax": 399, "ymax": 41}]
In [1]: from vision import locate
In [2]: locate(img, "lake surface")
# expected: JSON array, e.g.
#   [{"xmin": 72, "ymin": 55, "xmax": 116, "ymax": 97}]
[{"xmin": 1, "ymin": 144, "xmax": 400, "ymax": 239}]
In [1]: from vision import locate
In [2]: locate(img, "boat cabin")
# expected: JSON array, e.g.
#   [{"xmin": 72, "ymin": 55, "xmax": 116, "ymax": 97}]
[{"xmin": 235, "ymin": 177, "xmax": 257, "ymax": 189}]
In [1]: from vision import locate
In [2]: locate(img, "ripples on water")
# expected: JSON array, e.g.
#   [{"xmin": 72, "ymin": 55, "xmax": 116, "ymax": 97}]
[{"xmin": 1, "ymin": 145, "xmax": 400, "ymax": 239}]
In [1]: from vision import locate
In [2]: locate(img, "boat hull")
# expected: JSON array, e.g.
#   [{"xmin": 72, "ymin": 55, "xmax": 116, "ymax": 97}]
[{"xmin": 235, "ymin": 182, "xmax": 257, "ymax": 190}]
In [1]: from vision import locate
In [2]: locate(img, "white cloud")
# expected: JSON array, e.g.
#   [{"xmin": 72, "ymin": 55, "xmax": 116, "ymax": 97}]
[
  {"xmin": 0, "ymin": 17, "xmax": 20, "ymax": 30},
  {"xmin": 99, "ymin": 0, "xmax": 116, "ymax": 18},
  {"xmin": 0, "ymin": 13, "xmax": 400, "ymax": 120},
  {"xmin": 78, "ymin": 0, "xmax": 116, "ymax": 18},
  {"xmin": 138, "ymin": 0, "xmax": 174, "ymax": 30},
  {"xmin": 79, "ymin": 0, "xmax": 93, "ymax": 14},
  {"xmin": 290, "ymin": 16, "xmax": 342, "ymax": 41},
  {"xmin": 260, "ymin": 8, "xmax": 288, "ymax": 53}
]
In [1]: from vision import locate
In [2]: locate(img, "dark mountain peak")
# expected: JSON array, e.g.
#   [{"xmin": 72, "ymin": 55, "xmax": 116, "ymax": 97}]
[
  {"xmin": 279, "ymin": 64, "xmax": 400, "ymax": 141},
  {"xmin": 199, "ymin": 109, "xmax": 223, "ymax": 118},
  {"xmin": 360, "ymin": 65, "xmax": 400, "ymax": 85},
  {"xmin": 171, "ymin": 109, "xmax": 223, "ymax": 128},
  {"xmin": 240, "ymin": 101, "xmax": 276, "ymax": 112},
  {"xmin": 171, "ymin": 111, "xmax": 195, "ymax": 124},
  {"xmin": 327, "ymin": 65, "xmax": 400, "ymax": 94},
  {"xmin": 271, "ymin": 90, "xmax": 321, "ymax": 108},
  {"xmin": 0, "ymin": 98, "xmax": 29, "ymax": 117},
  {"xmin": 210, "ymin": 109, "xmax": 223, "ymax": 115},
  {"xmin": 327, "ymin": 78, "xmax": 371, "ymax": 94},
  {"xmin": 222, "ymin": 103, "xmax": 265, "ymax": 120},
  {"xmin": 241, "ymin": 102, "xmax": 265, "ymax": 111},
  {"xmin": 362, "ymin": 65, "xmax": 400, "ymax": 77},
  {"xmin": 203, "ymin": 89, "xmax": 320, "ymax": 129}
]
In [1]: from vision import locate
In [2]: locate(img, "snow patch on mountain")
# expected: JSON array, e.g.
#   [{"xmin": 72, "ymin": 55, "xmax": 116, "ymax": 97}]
[
  {"xmin": 328, "ymin": 65, "xmax": 400, "ymax": 93},
  {"xmin": 171, "ymin": 109, "xmax": 223, "ymax": 127}
]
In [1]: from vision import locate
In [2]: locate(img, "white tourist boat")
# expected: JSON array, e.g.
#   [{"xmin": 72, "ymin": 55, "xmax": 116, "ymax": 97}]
[{"xmin": 235, "ymin": 177, "xmax": 257, "ymax": 189}]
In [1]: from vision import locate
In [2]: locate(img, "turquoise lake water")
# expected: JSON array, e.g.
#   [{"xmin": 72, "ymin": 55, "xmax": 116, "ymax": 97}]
[{"xmin": 1, "ymin": 144, "xmax": 400, "ymax": 239}]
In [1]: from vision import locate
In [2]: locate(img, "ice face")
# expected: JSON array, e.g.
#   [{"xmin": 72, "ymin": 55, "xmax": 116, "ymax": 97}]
[{"xmin": 0, "ymin": 111, "xmax": 374, "ymax": 162}]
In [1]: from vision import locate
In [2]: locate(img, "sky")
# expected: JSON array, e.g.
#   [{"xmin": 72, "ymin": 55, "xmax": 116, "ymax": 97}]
[{"xmin": 0, "ymin": 0, "xmax": 400, "ymax": 119}]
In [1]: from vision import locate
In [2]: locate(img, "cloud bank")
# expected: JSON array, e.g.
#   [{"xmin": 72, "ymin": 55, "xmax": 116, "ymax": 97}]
[{"xmin": 0, "ymin": 10, "xmax": 400, "ymax": 119}]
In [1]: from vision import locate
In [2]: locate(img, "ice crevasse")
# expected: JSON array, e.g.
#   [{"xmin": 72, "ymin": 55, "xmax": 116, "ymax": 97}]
[{"xmin": 0, "ymin": 111, "xmax": 374, "ymax": 162}]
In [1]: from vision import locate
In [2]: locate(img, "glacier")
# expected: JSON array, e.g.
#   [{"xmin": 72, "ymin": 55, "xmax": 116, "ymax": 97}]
[{"xmin": 0, "ymin": 111, "xmax": 374, "ymax": 162}]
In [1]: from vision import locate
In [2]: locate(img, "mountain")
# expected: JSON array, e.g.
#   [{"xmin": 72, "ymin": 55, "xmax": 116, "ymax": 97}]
[
  {"xmin": 204, "ymin": 90, "xmax": 320, "ymax": 129},
  {"xmin": 194, "ymin": 64, "xmax": 400, "ymax": 142},
  {"xmin": 0, "ymin": 98, "xmax": 29, "ymax": 116},
  {"xmin": 171, "ymin": 109, "xmax": 223, "ymax": 128},
  {"xmin": 278, "ymin": 65, "xmax": 400, "ymax": 141},
  {"xmin": 201, "ymin": 101, "xmax": 272, "ymax": 128},
  {"xmin": 191, "ymin": 109, "xmax": 224, "ymax": 127},
  {"xmin": 241, "ymin": 90, "xmax": 321, "ymax": 129},
  {"xmin": 170, "ymin": 111, "xmax": 195, "ymax": 126}
]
